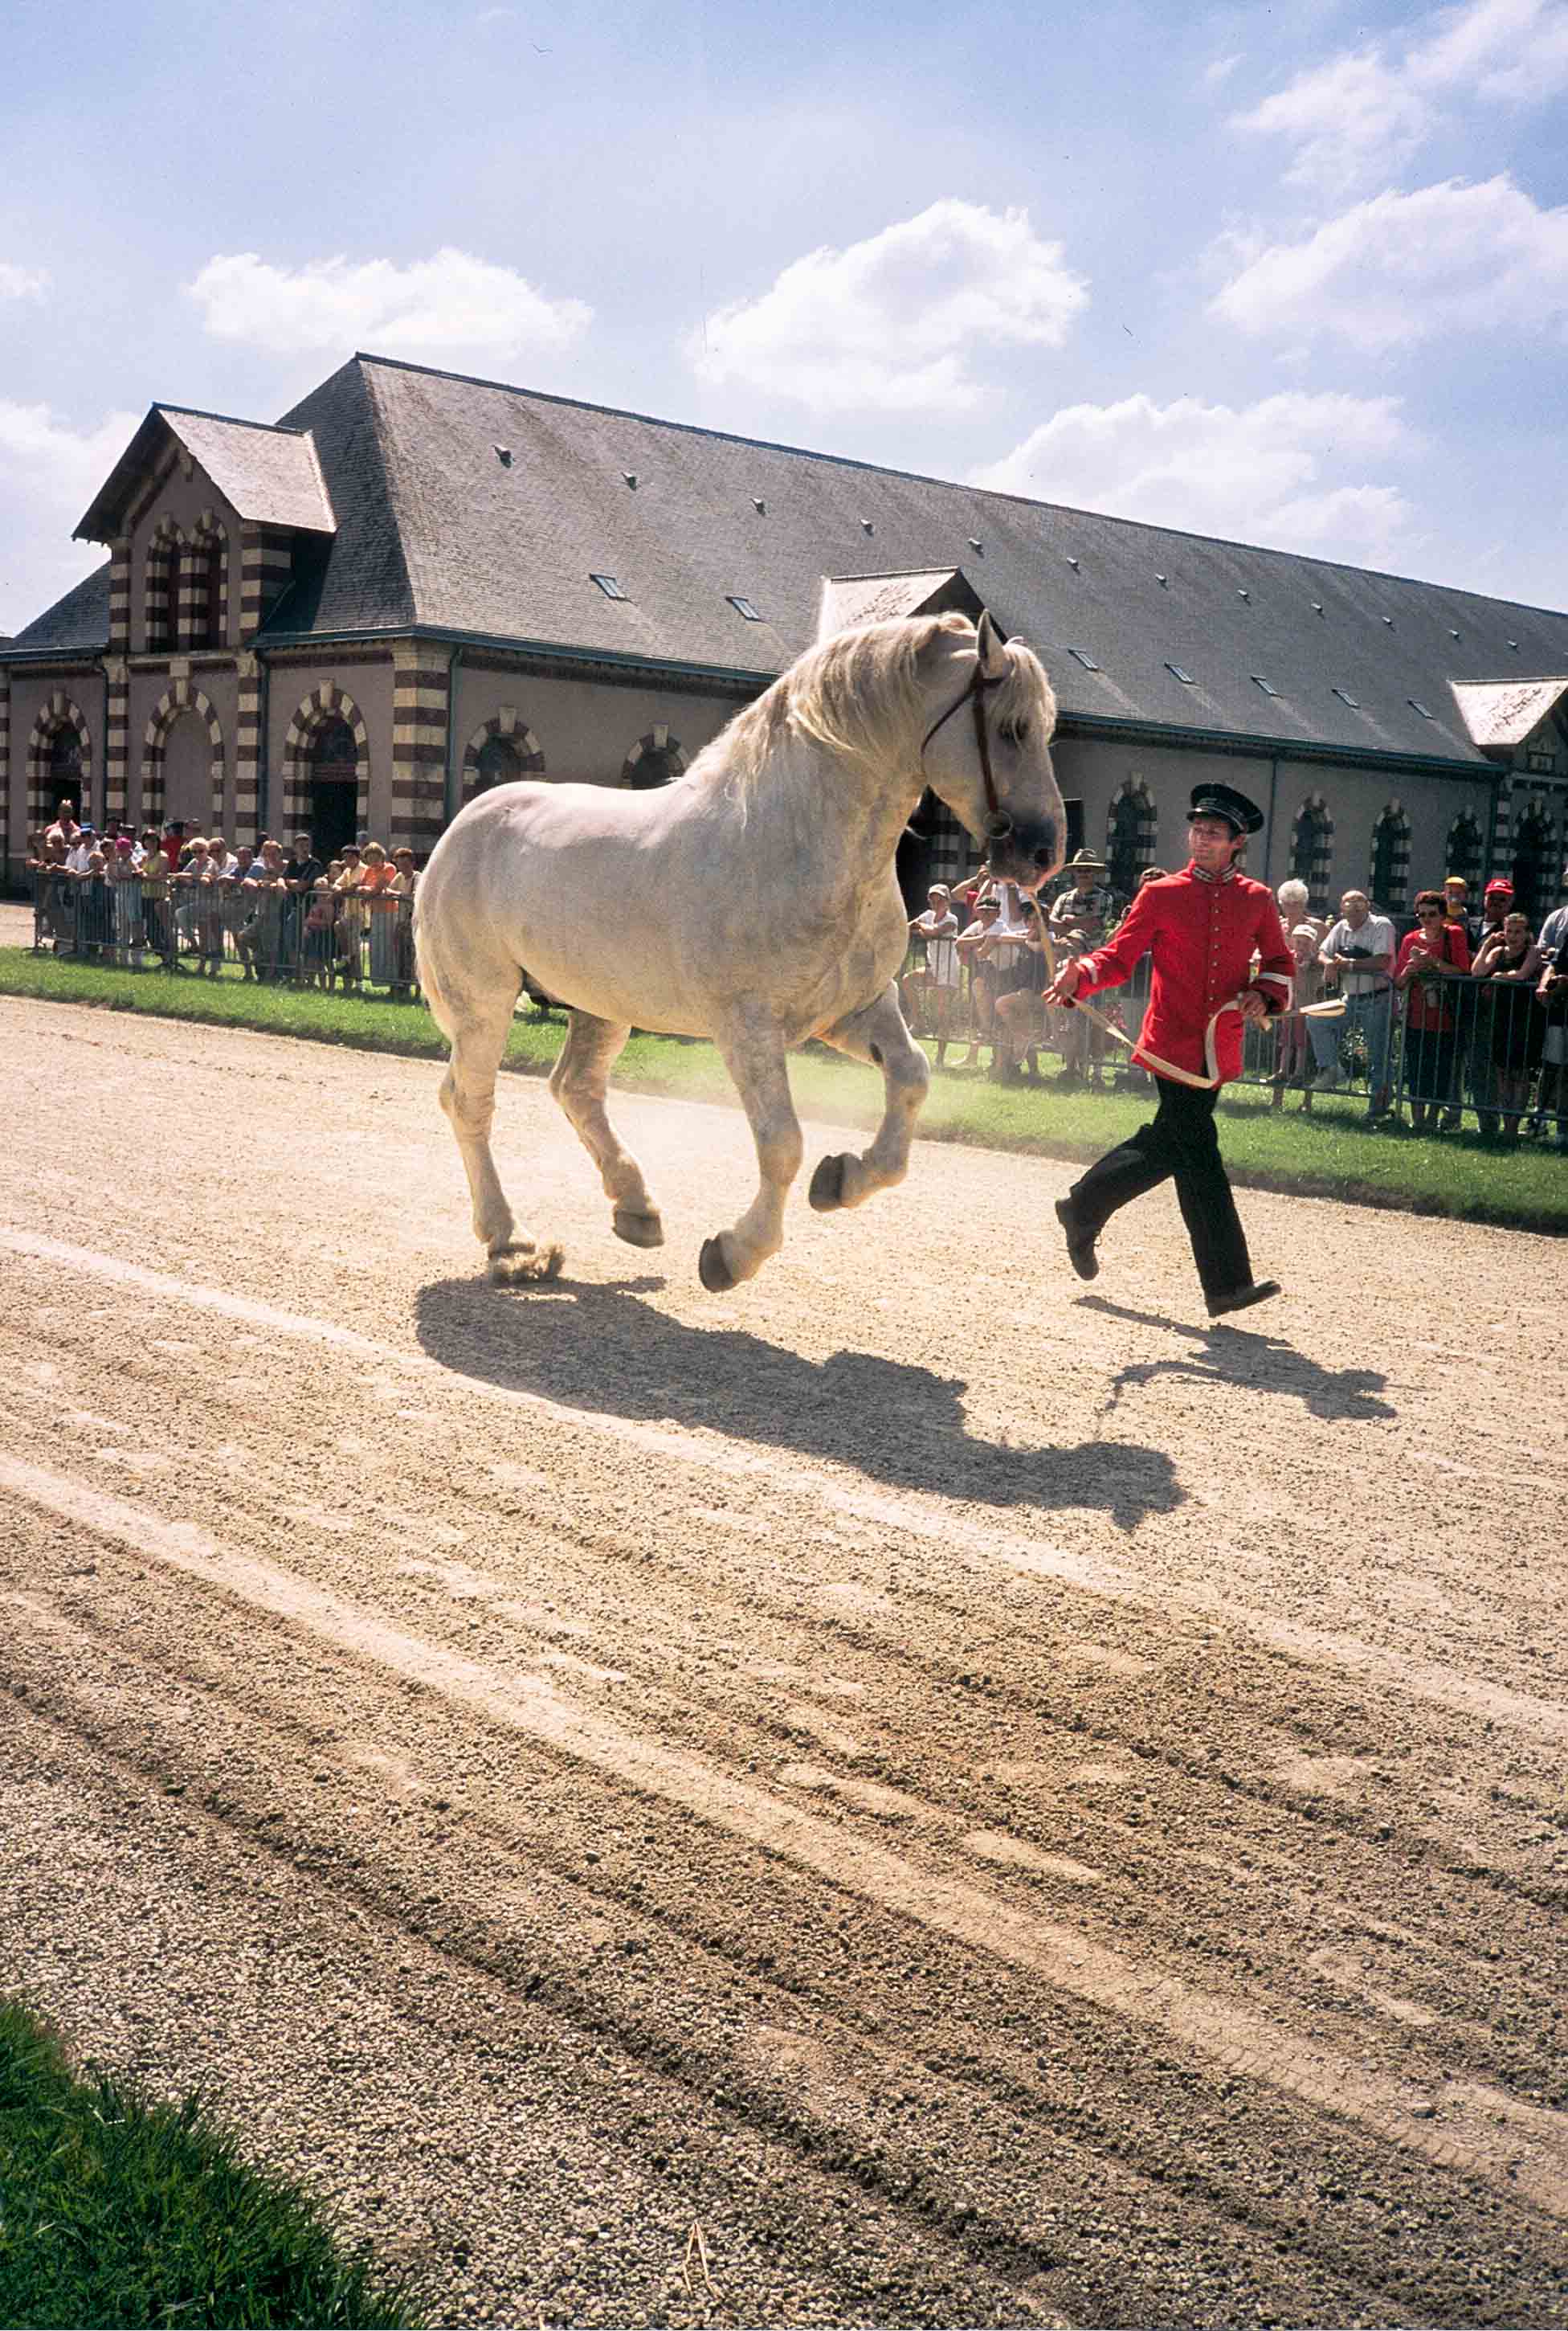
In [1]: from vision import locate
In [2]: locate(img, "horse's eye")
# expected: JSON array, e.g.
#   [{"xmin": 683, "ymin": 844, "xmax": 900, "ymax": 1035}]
[{"xmin": 999, "ymin": 719, "xmax": 1028, "ymax": 749}]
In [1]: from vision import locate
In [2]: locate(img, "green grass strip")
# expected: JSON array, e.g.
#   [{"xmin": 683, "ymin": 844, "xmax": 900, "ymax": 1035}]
[
  {"xmin": 2, "ymin": 948, "xmax": 1563, "ymax": 1233},
  {"xmin": 0, "ymin": 1998, "xmax": 417, "ymax": 2329}
]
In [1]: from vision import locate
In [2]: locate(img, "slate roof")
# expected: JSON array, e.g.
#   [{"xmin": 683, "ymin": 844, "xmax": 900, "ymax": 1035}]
[
  {"xmin": 6, "ymin": 562, "xmax": 111, "ymax": 655},
  {"xmin": 12, "ymin": 350, "xmax": 1568, "ymax": 779},
  {"xmin": 74, "ymin": 406, "xmax": 335, "ymax": 545}
]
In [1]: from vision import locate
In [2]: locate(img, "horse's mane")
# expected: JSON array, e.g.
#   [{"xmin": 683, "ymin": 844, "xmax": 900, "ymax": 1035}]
[{"xmin": 689, "ymin": 613, "xmax": 1058, "ymax": 800}]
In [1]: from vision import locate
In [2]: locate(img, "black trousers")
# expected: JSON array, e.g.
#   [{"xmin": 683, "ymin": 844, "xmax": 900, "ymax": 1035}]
[{"xmin": 1067, "ymin": 1078, "xmax": 1252, "ymax": 1299}]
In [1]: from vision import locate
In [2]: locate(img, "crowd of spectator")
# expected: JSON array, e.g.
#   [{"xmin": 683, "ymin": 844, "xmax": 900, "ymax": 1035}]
[
  {"xmin": 900, "ymin": 849, "xmax": 1568, "ymax": 1151},
  {"xmin": 26, "ymin": 807, "xmax": 420, "ymax": 997}
]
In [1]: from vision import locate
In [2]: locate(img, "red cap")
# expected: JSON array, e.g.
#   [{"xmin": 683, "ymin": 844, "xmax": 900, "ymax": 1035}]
[{"xmin": 1484, "ymin": 877, "xmax": 1513, "ymax": 898}]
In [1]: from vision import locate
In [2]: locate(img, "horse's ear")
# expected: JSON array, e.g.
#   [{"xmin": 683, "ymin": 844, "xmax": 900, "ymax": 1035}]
[{"xmin": 975, "ymin": 609, "xmax": 1007, "ymax": 680}]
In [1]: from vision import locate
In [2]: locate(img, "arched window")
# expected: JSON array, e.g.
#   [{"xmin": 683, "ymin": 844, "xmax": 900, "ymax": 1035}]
[
  {"xmin": 47, "ymin": 725, "xmax": 84, "ymax": 819},
  {"xmin": 1289, "ymin": 797, "xmax": 1334, "ymax": 916},
  {"xmin": 621, "ymin": 727, "xmax": 688, "ymax": 790},
  {"xmin": 1511, "ymin": 803, "xmax": 1557, "ymax": 926},
  {"xmin": 309, "ymin": 717, "xmax": 360, "ymax": 858},
  {"xmin": 190, "ymin": 533, "xmax": 225, "ymax": 649},
  {"xmin": 1368, "ymin": 802, "xmax": 1411, "ymax": 914},
  {"xmin": 475, "ymin": 734, "xmax": 523, "ymax": 791},
  {"xmin": 1446, "ymin": 810, "xmax": 1483, "ymax": 891},
  {"xmin": 1105, "ymin": 777, "xmax": 1156, "ymax": 902}
]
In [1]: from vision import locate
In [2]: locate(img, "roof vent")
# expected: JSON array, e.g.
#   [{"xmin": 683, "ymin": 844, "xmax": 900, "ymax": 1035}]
[
  {"xmin": 1155, "ymin": 573, "xmax": 1167, "ymax": 587},
  {"xmin": 1065, "ymin": 555, "xmax": 1080, "ymax": 570},
  {"xmin": 967, "ymin": 536, "xmax": 982, "ymax": 552},
  {"xmin": 751, "ymin": 497, "xmax": 766, "ymax": 513},
  {"xmin": 1450, "ymin": 628, "xmax": 1460, "ymax": 639},
  {"xmin": 622, "ymin": 471, "xmax": 638, "ymax": 489},
  {"xmin": 860, "ymin": 517, "xmax": 874, "ymax": 534},
  {"xmin": 1508, "ymin": 638, "xmax": 1519, "ymax": 649},
  {"xmin": 1237, "ymin": 587, "xmax": 1250, "ymax": 602},
  {"xmin": 493, "ymin": 445, "xmax": 512, "ymax": 467},
  {"xmin": 1165, "ymin": 662, "xmax": 1195, "ymax": 685},
  {"xmin": 1382, "ymin": 615, "xmax": 1394, "ymax": 627},
  {"xmin": 1332, "ymin": 685, "xmax": 1359, "ymax": 708},
  {"xmin": 1311, "ymin": 602, "xmax": 1324, "ymax": 615},
  {"xmin": 1067, "ymin": 647, "xmax": 1100, "ymax": 670},
  {"xmin": 1409, "ymin": 699, "xmax": 1435, "ymax": 719}
]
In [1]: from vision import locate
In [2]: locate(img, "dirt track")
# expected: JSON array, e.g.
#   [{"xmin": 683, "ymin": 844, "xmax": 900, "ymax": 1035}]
[{"xmin": 1, "ymin": 992, "xmax": 1565, "ymax": 2329}]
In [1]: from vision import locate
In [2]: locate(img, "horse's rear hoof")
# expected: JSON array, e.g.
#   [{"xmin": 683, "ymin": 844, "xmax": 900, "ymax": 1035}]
[
  {"xmin": 488, "ymin": 1240, "xmax": 564, "ymax": 1285},
  {"xmin": 809, "ymin": 1153, "xmax": 848, "ymax": 1212},
  {"xmin": 698, "ymin": 1234, "xmax": 737, "ymax": 1294},
  {"xmin": 613, "ymin": 1207, "xmax": 664, "ymax": 1249}
]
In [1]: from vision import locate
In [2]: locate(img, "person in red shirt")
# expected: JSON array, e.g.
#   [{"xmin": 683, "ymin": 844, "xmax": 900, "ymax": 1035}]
[
  {"xmin": 1045, "ymin": 785, "xmax": 1292, "ymax": 1317},
  {"xmin": 1394, "ymin": 890, "xmax": 1471, "ymax": 1130}
]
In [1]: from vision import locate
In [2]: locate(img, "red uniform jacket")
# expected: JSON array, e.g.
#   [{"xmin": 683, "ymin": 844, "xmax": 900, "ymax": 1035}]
[{"xmin": 1072, "ymin": 862, "xmax": 1293, "ymax": 1082}]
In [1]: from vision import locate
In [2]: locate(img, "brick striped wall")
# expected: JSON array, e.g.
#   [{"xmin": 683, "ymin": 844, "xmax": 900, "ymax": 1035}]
[
  {"xmin": 178, "ymin": 513, "xmax": 230, "ymax": 652},
  {"xmin": 103, "ymin": 662, "xmax": 130, "ymax": 828},
  {"xmin": 390, "ymin": 641, "xmax": 449, "ymax": 853},
  {"xmin": 239, "ymin": 524, "xmax": 294, "ymax": 641},
  {"xmin": 141, "ymin": 682, "xmax": 225, "ymax": 833},
  {"xmin": 108, "ymin": 538, "xmax": 131, "ymax": 652},
  {"xmin": 235, "ymin": 654, "xmax": 263, "ymax": 842}
]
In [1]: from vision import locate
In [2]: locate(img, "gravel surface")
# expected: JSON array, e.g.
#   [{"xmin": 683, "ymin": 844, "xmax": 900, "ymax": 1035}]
[{"xmin": 1, "ymin": 992, "xmax": 1564, "ymax": 2329}]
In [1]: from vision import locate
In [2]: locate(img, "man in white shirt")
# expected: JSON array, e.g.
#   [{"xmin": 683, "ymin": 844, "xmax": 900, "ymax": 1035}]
[{"xmin": 1311, "ymin": 889, "xmax": 1397, "ymax": 1117}]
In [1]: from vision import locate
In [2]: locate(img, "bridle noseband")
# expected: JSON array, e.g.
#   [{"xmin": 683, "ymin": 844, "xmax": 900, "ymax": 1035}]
[{"xmin": 920, "ymin": 662, "xmax": 1013, "ymax": 844}]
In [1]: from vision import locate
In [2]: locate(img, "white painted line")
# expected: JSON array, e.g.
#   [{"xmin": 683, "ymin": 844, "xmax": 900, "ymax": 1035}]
[{"xmin": 3, "ymin": 1451, "xmax": 1565, "ymax": 2219}]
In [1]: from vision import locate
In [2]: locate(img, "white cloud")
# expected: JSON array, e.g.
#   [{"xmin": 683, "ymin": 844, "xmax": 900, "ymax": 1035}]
[
  {"xmin": 1211, "ymin": 174, "xmax": 1568, "ymax": 348},
  {"xmin": 186, "ymin": 247, "xmax": 591, "ymax": 360},
  {"xmin": 0, "ymin": 262, "xmax": 49, "ymax": 301},
  {"xmin": 1233, "ymin": 0, "xmax": 1568, "ymax": 187},
  {"xmin": 690, "ymin": 201, "xmax": 1088, "ymax": 415},
  {"xmin": 1233, "ymin": 48, "xmax": 1435, "ymax": 191},
  {"xmin": 0, "ymin": 400, "xmax": 141, "ymax": 633},
  {"xmin": 972, "ymin": 391, "xmax": 1415, "ymax": 565}
]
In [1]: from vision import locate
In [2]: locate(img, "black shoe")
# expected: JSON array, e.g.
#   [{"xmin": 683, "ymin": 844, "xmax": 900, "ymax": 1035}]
[
  {"xmin": 1207, "ymin": 1279, "xmax": 1281, "ymax": 1319},
  {"xmin": 1055, "ymin": 1198, "xmax": 1099, "ymax": 1282}
]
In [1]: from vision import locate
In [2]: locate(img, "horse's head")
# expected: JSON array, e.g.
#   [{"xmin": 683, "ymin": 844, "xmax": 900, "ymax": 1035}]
[{"xmin": 918, "ymin": 613, "xmax": 1065, "ymax": 893}]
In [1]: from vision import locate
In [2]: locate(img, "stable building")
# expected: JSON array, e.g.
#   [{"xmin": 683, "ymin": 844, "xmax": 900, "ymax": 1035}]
[{"xmin": 3, "ymin": 350, "xmax": 1566, "ymax": 922}]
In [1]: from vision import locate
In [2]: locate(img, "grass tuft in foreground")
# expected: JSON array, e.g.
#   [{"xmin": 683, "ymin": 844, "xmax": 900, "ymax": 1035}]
[
  {"xmin": 2, "ymin": 947, "xmax": 1564, "ymax": 1233},
  {"xmin": 0, "ymin": 1998, "xmax": 418, "ymax": 2329}
]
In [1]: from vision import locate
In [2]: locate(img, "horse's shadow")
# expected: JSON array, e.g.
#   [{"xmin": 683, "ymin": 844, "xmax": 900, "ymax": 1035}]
[
  {"xmin": 1078, "ymin": 1295, "xmax": 1395, "ymax": 1423},
  {"xmin": 414, "ymin": 1275, "xmax": 1182, "ymax": 1532}
]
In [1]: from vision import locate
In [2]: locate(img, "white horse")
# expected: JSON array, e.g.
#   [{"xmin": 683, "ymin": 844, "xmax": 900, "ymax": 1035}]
[{"xmin": 414, "ymin": 611, "xmax": 1064, "ymax": 1293}]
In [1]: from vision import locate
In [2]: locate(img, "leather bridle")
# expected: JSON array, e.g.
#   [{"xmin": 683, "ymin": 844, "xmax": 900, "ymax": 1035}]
[{"xmin": 920, "ymin": 662, "xmax": 1013, "ymax": 844}]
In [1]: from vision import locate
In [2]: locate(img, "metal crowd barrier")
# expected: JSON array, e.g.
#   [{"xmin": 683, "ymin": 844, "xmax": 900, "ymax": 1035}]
[
  {"xmin": 27, "ymin": 869, "xmax": 421, "ymax": 1000},
  {"xmin": 900, "ymin": 922, "xmax": 1566, "ymax": 1148}
]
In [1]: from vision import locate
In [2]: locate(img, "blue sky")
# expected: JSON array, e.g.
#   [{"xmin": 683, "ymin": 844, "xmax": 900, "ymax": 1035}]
[{"xmin": 4, "ymin": 0, "xmax": 1567, "ymax": 632}]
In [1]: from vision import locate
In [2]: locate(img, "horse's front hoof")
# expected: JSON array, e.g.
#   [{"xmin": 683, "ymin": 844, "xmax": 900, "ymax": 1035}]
[
  {"xmin": 613, "ymin": 1207, "xmax": 664, "ymax": 1249},
  {"xmin": 488, "ymin": 1240, "xmax": 564, "ymax": 1285},
  {"xmin": 698, "ymin": 1234, "xmax": 737, "ymax": 1294},
  {"xmin": 808, "ymin": 1153, "xmax": 849, "ymax": 1212}
]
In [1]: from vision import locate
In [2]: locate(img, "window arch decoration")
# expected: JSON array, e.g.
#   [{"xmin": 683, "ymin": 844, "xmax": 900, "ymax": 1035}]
[
  {"xmin": 144, "ymin": 518, "xmax": 183, "ymax": 654},
  {"xmin": 27, "ymin": 692, "xmax": 93, "ymax": 828},
  {"xmin": 1288, "ymin": 793, "xmax": 1334, "ymax": 916},
  {"xmin": 184, "ymin": 511, "xmax": 230, "ymax": 650},
  {"xmin": 282, "ymin": 682, "xmax": 370, "ymax": 841},
  {"xmin": 141, "ymin": 681, "xmax": 226, "ymax": 833},
  {"xmin": 463, "ymin": 709, "xmax": 544, "ymax": 804},
  {"xmin": 1511, "ymin": 799, "xmax": 1558, "ymax": 926},
  {"xmin": 1105, "ymin": 773, "xmax": 1157, "ymax": 902},
  {"xmin": 621, "ymin": 725, "xmax": 688, "ymax": 789},
  {"xmin": 1368, "ymin": 799, "xmax": 1411, "ymax": 914},
  {"xmin": 1445, "ymin": 809, "xmax": 1483, "ymax": 893}
]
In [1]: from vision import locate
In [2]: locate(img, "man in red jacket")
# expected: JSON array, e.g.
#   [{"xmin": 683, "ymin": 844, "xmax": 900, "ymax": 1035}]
[{"xmin": 1045, "ymin": 785, "xmax": 1293, "ymax": 1317}]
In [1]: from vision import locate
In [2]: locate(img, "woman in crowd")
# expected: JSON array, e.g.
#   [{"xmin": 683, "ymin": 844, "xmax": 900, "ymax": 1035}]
[
  {"xmin": 358, "ymin": 840, "xmax": 400, "ymax": 989},
  {"xmin": 389, "ymin": 846, "xmax": 419, "ymax": 998},
  {"xmin": 333, "ymin": 842, "xmax": 367, "ymax": 990},
  {"xmin": 1472, "ymin": 910, "xmax": 1545, "ymax": 1140},
  {"xmin": 1394, "ymin": 890, "xmax": 1472, "ymax": 1131}
]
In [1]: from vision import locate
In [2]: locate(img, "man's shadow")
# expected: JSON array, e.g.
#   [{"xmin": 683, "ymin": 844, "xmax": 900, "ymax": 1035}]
[
  {"xmin": 1079, "ymin": 1295, "xmax": 1395, "ymax": 1423},
  {"xmin": 414, "ymin": 1275, "xmax": 1183, "ymax": 1532}
]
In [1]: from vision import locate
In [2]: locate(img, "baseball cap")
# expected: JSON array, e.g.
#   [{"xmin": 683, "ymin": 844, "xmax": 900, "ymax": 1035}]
[{"xmin": 1484, "ymin": 877, "xmax": 1513, "ymax": 898}]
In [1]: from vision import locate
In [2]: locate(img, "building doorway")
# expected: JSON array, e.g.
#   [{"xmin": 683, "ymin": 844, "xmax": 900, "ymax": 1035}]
[{"xmin": 309, "ymin": 718, "xmax": 359, "ymax": 858}]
